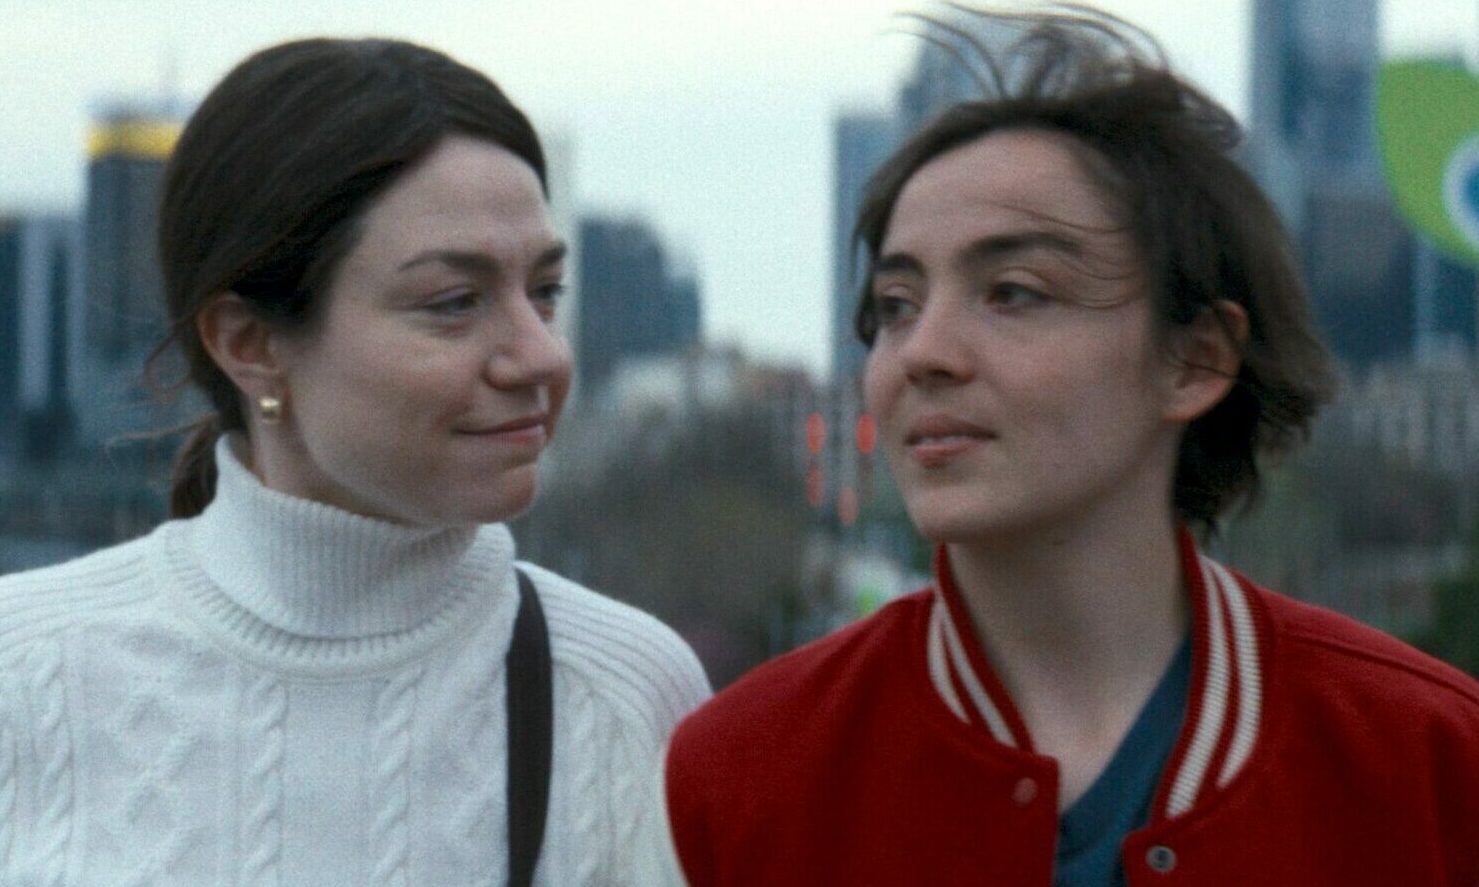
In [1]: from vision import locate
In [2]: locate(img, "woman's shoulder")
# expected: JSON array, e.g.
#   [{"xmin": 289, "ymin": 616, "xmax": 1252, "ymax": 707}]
[
  {"xmin": 515, "ymin": 561, "xmax": 712, "ymax": 733},
  {"xmin": 0, "ymin": 527, "xmax": 166, "ymax": 666},
  {"xmin": 1257, "ymin": 581, "xmax": 1479, "ymax": 707}
]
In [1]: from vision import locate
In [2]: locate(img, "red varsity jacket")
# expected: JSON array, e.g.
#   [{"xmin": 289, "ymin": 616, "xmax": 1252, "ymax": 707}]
[{"xmin": 660, "ymin": 534, "xmax": 1479, "ymax": 885}]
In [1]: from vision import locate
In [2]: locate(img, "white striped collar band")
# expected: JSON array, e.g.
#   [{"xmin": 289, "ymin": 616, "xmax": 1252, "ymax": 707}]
[{"xmin": 925, "ymin": 541, "xmax": 1265, "ymax": 821}]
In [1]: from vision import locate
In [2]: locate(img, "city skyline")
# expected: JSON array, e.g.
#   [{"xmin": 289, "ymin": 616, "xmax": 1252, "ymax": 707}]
[{"xmin": 1, "ymin": 0, "xmax": 1473, "ymax": 378}]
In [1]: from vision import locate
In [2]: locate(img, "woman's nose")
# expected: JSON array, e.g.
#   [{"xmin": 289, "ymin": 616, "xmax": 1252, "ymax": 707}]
[
  {"xmin": 484, "ymin": 297, "xmax": 572, "ymax": 389},
  {"xmin": 897, "ymin": 296, "xmax": 976, "ymax": 385}
]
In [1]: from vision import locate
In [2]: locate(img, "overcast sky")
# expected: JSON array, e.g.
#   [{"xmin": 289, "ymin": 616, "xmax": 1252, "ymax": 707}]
[{"xmin": 1, "ymin": 0, "xmax": 1473, "ymax": 377}]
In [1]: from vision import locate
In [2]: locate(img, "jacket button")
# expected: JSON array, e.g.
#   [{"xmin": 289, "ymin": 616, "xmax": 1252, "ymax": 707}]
[
  {"xmin": 1011, "ymin": 776, "xmax": 1037, "ymax": 806},
  {"xmin": 1146, "ymin": 845, "xmax": 1177, "ymax": 873}
]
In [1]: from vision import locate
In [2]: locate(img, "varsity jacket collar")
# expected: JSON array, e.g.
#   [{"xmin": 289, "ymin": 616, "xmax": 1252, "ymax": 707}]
[{"xmin": 925, "ymin": 528, "xmax": 1266, "ymax": 823}]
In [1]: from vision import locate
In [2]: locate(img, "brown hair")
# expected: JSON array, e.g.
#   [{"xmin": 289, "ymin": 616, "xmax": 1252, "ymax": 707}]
[
  {"xmin": 854, "ymin": 5, "xmax": 1335, "ymax": 529},
  {"xmin": 155, "ymin": 38, "xmax": 546, "ymax": 518}
]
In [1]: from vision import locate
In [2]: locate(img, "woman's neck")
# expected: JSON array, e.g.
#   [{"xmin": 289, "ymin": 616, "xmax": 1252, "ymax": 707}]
[
  {"xmin": 945, "ymin": 502, "xmax": 1188, "ymax": 808},
  {"xmin": 195, "ymin": 435, "xmax": 485, "ymax": 639},
  {"xmin": 948, "ymin": 514, "xmax": 1184, "ymax": 676}
]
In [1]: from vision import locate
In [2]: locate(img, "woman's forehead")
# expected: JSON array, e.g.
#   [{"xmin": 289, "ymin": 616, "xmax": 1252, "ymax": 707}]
[
  {"xmin": 901, "ymin": 130, "xmax": 1125, "ymax": 225},
  {"xmin": 883, "ymin": 130, "xmax": 1138, "ymax": 270}
]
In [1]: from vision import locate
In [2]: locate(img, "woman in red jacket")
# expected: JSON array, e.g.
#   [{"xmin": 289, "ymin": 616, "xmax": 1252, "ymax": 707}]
[{"xmin": 645, "ymin": 6, "xmax": 1479, "ymax": 885}]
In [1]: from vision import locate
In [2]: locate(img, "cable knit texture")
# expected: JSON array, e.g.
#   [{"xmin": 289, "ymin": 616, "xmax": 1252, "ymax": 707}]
[
  {"xmin": 0, "ymin": 438, "xmax": 711, "ymax": 885},
  {"xmin": 0, "ymin": 714, "xmax": 15, "ymax": 867},
  {"xmin": 241, "ymin": 674, "xmax": 285, "ymax": 887},
  {"xmin": 27, "ymin": 641, "xmax": 73, "ymax": 887}
]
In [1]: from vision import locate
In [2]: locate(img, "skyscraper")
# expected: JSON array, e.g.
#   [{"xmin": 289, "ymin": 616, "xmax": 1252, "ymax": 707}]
[
  {"xmin": 830, "ymin": 112, "xmax": 897, "ymax": 387},
  {"xmin": 575, "ymin": 216, "xmax": 701, "ymax": 399},
  {"xmin": 0, "ymin": 214, "xmax": 81, "ymax": 461},
  {"xmin": 0, "ymin": 220, "xmax": 18, "ymax": 451},
  {"xmin": 73, "ymin": 105, "xmax": 182, "ymax": 448},
  {"xmin": 1414, "ymin": 239, "xmax": 1478, "ymax": 364},
  {"xmin": 1301, "ymin": 181, "xmax": 1417, "ymax": 366},
  {"xmin": 1251, "ymin": 0, "xmax": 1380, "ymax": 175},
  {"xmin": 1246, "ymin": 0, "xmax": 1476, "ymax": 369},
  {"xmin": 896, "ymin": 26, "xmax": 994, "ymax": 137}
]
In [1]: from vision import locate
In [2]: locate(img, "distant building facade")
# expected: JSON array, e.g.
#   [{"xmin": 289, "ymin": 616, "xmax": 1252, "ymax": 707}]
[
  {"xmin": 575, "ymin": 216, "xmax": 700, "ymax": 400},
  {"xmin": 1337, "ymin": 360, "xmax": 1479, "ymax": 477},
  {"xmin": 1413, "ymin": 198, "xmax": 1479, "ymax": 365},
  {"xmin": 0, "ymin": 214, "xmax": 81, "ymax": 462},
  {"xmin": 541, "ymin": 134, "xmax": 582, "ymax": 388},
  {"xmin": 895, "ymin": 27, "xmax": 995, "ymax": 136},
  {"xmin": 73, "ymin": 106, "xmax": 184, "ymax": 449},
  {"xmin": 830, "ymin": 113, "xmax": 897, "ymax": 387},
  {"xmin": 1247, "ymin": 0, "xmax": 1477, "ymax": 370},
  {"xmin": 0, "ymin": 212, "xmax": 166, "ymax": 569}
]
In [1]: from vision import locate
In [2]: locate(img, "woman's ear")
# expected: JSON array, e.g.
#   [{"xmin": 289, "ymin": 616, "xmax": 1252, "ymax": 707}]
[
  {"xmin": 1161, "ymin": 299, "xmax": 1249, "ymax": 423},
  {"xmin": 195, "ymin": 292, "xmax": 285, "ymax": 401}
]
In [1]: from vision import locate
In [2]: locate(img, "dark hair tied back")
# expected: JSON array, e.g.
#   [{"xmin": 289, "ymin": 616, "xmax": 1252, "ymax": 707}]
[
  {"xmin": 169, "ymin": 415, "xmax": 221, "ymax": 519},
  {"xmin": 155, "ymin": 38, "xmax": 546, "ymax": 517}
]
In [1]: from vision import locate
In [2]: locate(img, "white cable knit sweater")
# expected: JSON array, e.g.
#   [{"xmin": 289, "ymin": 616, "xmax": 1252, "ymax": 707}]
[{"xmin": 0, "ymin": 441, "xmax": 711, "ymax": 886}]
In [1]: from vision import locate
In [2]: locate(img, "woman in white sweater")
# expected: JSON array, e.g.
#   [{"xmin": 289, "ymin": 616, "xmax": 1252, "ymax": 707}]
[{"xmin": 0, "ymin": 38, "xmax": 710, "ymax": 885}]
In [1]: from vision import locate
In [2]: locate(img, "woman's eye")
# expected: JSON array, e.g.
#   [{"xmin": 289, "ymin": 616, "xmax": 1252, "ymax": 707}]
[
  {"xmin": 872, "ymin": 293, "xmax": 918, "ymax": 326},
  {"xmin": 531, "ymin": 282, "xmax": 566, "ymax": 320},
  {"xmin": 426, "ymin": 290, "xmax": 479, "ymax": 315},
  {"xmin": 987, "ymin": 282, "xmax": 1047, "ymax": 308}
]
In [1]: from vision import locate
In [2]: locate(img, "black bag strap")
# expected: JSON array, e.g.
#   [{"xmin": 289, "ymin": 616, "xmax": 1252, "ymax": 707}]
[{"xmin": 507, "ymin": 567, "xmax": 552, "ymax": 887}]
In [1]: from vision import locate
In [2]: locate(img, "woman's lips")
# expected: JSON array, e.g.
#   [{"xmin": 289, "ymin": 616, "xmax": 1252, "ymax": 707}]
[
  {"xmin": 908, "ymin": 435, "xmax": 986, "ymax": 467},
  {"xmin": 457, "ymin": 415, "xmax": 549, "ymax": 447},
  {"xmin": 904, "ymin": 415, "xmax": 994, "ymax": 467}
]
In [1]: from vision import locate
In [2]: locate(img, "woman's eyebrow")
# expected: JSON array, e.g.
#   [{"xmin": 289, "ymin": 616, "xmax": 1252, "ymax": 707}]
[
  {"xmin": 398, "ymin": 249, "xmax": 497, "ymax": 275},
  {"xmin": 397, "ymin": 241, "xmax": 568, "ymax": 275},
  {"xmin": 875, "ymin": 230, "xmax": 1087, "ymax": 278},
  {"xmin": 957, "ymin": 230, "xmax": 1085, "ymax": 267},
  {"xmin": 873, "ymin": 252, "xmax": 925, "ymax": 277}
]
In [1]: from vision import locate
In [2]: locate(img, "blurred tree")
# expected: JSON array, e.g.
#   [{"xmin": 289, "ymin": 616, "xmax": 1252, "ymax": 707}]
[
  {"xmin": 515, "ymin": 402, "xmax": 814, "ymax": 688},
  {"xmin": 1220, "ymin": 419, "xmax": 1469, "ymax": 636},
  {"xmin": 1411, "ymin": 530, "xmax": 1479, "ymax": 679}
]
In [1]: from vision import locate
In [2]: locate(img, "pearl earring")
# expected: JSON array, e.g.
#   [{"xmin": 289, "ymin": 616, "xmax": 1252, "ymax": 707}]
[{"xmin": 258, "ymin": 395, "xmax": 283, "ymax": 425}]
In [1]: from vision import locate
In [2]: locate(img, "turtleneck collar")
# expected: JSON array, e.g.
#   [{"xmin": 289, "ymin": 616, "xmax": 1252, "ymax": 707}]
[{"xmin": 163, "ymin": 436, "xmax": 516, "ymax": 676}]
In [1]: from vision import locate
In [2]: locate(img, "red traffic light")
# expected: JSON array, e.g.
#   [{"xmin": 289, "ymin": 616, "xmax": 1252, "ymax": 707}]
[
  {"xmin": 805, "ymin": 412, "xmax": 827, "ymax": 455},
  {"xmin": 856, "ymin": 414, "xmax": 877, "ymax": 455}
]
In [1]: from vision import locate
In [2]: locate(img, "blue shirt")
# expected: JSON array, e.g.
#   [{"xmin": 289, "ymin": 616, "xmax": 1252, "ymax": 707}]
[{"xmin": 1053, "ymin": 637, "xmax": 1191, "ymax": 887}]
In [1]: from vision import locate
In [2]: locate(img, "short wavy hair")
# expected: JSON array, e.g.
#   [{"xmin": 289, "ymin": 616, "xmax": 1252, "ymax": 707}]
[{"xmin": 854, "ymin": 4, "xmax": 1335, "ymax": 529}]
